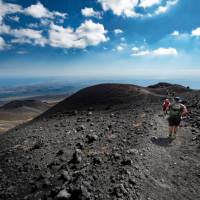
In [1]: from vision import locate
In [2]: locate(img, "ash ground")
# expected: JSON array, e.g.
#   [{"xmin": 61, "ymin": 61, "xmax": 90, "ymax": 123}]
[{"xmin": 0, "ymin": 84, "xmax": 200, "ymax": 200}]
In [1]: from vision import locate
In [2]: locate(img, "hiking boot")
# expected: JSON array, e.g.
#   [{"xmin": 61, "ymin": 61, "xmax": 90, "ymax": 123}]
[
  {"xmin": 168, "ymin": 133, "xmax": 172, "ymax": 139},
  {"xmin": 172, "ymin": 134, "xmax": 176, "ymax": 140}
]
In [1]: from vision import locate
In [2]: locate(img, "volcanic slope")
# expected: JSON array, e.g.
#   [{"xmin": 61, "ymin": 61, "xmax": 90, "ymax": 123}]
[
  {"xmin": 0, "ymin": 83, "xmax": 200, "ymax": 200},
  {"xmin": 148, "ymin": 82, "xmax": 191, "ymax": 95},
  {"xmin": 43, "ymin": 83, "xmax": 159, "ymax": 115},
  {"xmin": 0, "ymin": 100, "xmax": 50, "ymax": 134}
]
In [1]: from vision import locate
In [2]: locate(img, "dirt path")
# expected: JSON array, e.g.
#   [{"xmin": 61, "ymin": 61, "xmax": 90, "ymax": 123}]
[{"xmin": 137, "ymin": 111, "xmax": 200, "ymax": 200}]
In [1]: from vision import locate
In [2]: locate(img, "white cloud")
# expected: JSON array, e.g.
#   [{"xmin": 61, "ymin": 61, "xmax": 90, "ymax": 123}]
[
  {"xmin": 0, "ymin": 23, "xmax": 11, "ymax": 34},
  {"xmin": 57, "ymin": 18, "xmax": 65, "ymax": 24},
  {"xmin": 11, "ymin": 28, "xmax": 47, "ymax": 47},
  {"xmin": 170, "ymin": 30, "xmax": 190, "ymax": 40},
  {"xmin": 139, "ymin": 0, "xmax": 160, "ymax": 8},
  {"xmin": 98, "ymin": 0, "xmax": 178, "ymax": 17},
  {"xmin": 0, "ymin": 1, "xmax": 66, "ymax": 27},
  {"xmin": 27, "ymin": 23, "xmax": 40, "ymax": 28},
  {"xmin": 1, "ymin": 19, "xmax": 107, "ymax": 49},
  {"xmin": 40, "ymin": 18, "xmax": 51, "ymax": 26},
  {"xmin": 171, "ymin": 30, "xmax": 179, "ymax": 36},
  {"xmin": 132, "ymin": 47, "xmax": 178, "ymax": 56},
  {"xmin": 114, "ymin": 29, "xmax": 123, "ymax": 35},
  {"xmin": 11, "ymin": 38, "xmax": 32, "ymax": 45},
  {"xmin": 76, "ymin": 20, "xmax": 108, "ymax": 46},
  {"xmin": 116, "ymin": 45, "xmax": 124, "ymax": 51},
  {"xmin": 81, "ymin": 7, "xmax": 102, "ymax": 18},
  {"xmin": 0, "ymin": 36, "xmax": 6, "ymax": 50},
  {"xmin": 9, "ymin": 15, "xmax": 20, "ymax": 22},
  {"xmin": 120, "ymin": 37, "xmax": 126, "ymax": 42},
  {"xmin": 0, "ymin": 1, "xmax": 67, "ymax": 48},
  {"xmin": 98, "ymin": 0, "xmax": 139, "ymax": 17},
  {"xmin": 53, "ymin": 11, "xmax": 67, "ymax": 19},
  {"xmin": 24, "ymin": 2, "xmax": 44, "ymax": 18},
  {"xmin": 191, "ymin": 27, "xmax": 200, "ymax": 37},
  {"xmin": 169, "ymin": 27, "xmax": 200, "ymax": 40},
  {"xmin": 133, "ymin": 49, "xmax": 150, "ymax": 56},
  {"xmin": 48, "ymin": 25, "xmax": 81, "ymax": 48},
  {"xmin": 116, "ymin": 42, "xmax": 127, "ymax": 52},
  {"xmin": 153, "ymin": 47, "xmax": 178, "ymax": 56},
  {"xmin": 17, "ymin": 50, "xmax": 28, "ymax": 55},
  {"xmin": 12, "ymin": 28, "xmax": 42, "ymax": 39},
  {"xmin": 154, "ymin": 0, "xmax": 178, "ymax": 15},
  {"xmin": 49, "ymin": 20, "xmax": 108, "ymax": 49},
  {"xmin": 0, "ymin": 0, "xmax": 67, "ymax": 48},
  {"xmin": 132, "ymin": 47, "xmax": 139, "ymax": 51},
  {"xmin": 0, "ymin": 0, "xmax": 22, "ymax": 23},
  {"xmin": 0, "ymin": 0, "xmax": 20, "ymax": 39},
  {"xmin": 24, "ymin": 2, "xmax": 66, "ymax": 19},
  {"xmin": 155, "ymin": 6, "xmax": 167, "ymax": 14}
]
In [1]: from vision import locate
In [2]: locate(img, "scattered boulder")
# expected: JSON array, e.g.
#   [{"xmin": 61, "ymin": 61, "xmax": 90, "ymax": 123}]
[
  {"xmin": 76, "ymin": 142, "xmax": 84, "ymax": 150},
  {"xmin": 113, "ymin": 184, "xmax": 128, "ymax": 197},
  {"xmin": 129, "ymin": 177, "xmax": 137, "ymax": 185},
  {"xmin": 56, "ymin": 189, "xmax": 71, "ymax": 200},
  {"xmin": 76, "ymin": 125, "xmax": 86, "ymax": 132},
  {"xmin": 86, "ymin": 134, "xmax": 98, "ymax": 143},
  {"xmin": 56, "ymin": 149, "xmax": 64, "ymax": 156},
  {"xmin": 70, "ymin": 149, "xmax": 83, "ymax": 164},
  {"xmin": 42, "ymin": 178, "xmax": 51, "ymax": 188},
  {"xmin": 127, "ymin": 148, "xmax": 138, "ymax": 154},
  {"xmin": 87, "ymin": 111, "xmax": 93, "ymax": 116},
  {"xmin": 60, "ymin": 170, "xmax": 71, "ymax": 182},
  {"xmin": 113, "ymin": 152, "xmax": 121, "ymax": 160},
  {"xmin": 93, "ymin": 156, "xmax": 102, "ymax": 164},
  {"xmin": 30, "ymin": 141, "xmax": 43, "ymax": 151},
  {"xmin": 121, "ymin": 157, "xmax": 133, "ymax": 166}
]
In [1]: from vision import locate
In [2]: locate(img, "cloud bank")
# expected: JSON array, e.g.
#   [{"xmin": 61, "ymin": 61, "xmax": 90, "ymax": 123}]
[
  {"xmin": 49, "ymin": 20, "xmax": 108, "ymax": 49},
  {"xmin": 0, "ymin": 36, "xmax": 6, "ymax": 50},
  {"xmin": 98, "ymin": 0, "xmax": 178, "ymax": 17},
  {"xmin": 0, "ymin": 1, "xmax": 108, "ymax": 50},
  {"xmin": 132, "ymin": 47, "xmax": 178, "ymax": 56},
  {"xmin": 81, "ymin": 7, "xmax": 102, "ymax": 18}
]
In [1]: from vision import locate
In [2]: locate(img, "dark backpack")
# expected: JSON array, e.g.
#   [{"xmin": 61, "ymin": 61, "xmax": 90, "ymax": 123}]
[{"xmin": 169, "ymin": 103, "xmax": 182, "ymax": 117}]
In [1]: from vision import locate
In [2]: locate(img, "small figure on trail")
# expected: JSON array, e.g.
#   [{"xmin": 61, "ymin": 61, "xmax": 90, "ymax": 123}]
[
  {"xmin": 167, "ymin": 97, "xmax": 188, "ymax": 139},
  {"xmin": 162, "ymin": 98, "xmax": 170, "ymax": 116},
  {"xmin": 172, "ymin": 92, "xmax": 176, "ymax": 98}
]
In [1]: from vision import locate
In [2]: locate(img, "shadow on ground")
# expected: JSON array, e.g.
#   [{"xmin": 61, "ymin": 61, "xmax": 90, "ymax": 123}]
[{"xmin": 151, "ymin": 137, "xmax": 173, "ymax": 147}]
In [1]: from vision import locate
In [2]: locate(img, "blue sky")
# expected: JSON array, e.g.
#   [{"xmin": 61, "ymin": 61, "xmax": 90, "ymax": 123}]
[{"xmin": 0, "ymin": 0, "xmax": 200, "ymax": 82}]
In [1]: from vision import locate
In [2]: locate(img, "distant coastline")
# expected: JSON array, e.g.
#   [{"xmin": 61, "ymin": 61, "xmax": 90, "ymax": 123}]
[{"xmin": 0, "ymin": 76, "xmax": 199, "ymax": 90}]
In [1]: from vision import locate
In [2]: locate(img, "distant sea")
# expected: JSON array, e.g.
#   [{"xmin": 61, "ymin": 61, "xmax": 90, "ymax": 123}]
[
  {"xmin": 0, "ymin": 77, "xmax": 52, "ymax": 87},
  {"xmin": 0, "ymin": 76, "xmax": 199, "ymax": 89}
]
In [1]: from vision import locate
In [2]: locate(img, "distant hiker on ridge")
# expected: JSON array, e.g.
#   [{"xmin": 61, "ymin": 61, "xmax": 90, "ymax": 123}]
[
  {"xmin": 167, "ymin": 97, "xmax": 188, "ymax": 139},
  {"xmin": 162, "ymin": 98, "xmax": 170, "ymax": 116}
]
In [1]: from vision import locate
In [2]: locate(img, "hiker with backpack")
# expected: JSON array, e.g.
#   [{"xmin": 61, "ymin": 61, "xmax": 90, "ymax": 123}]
[{"xmin": 166, "ymin": 97, "xmax": 188, "ymax": 139}]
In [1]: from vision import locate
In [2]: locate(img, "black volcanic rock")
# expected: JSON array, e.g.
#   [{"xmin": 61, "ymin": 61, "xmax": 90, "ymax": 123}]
[
  {"xmin": 148, "ymin": 82, "xmax": 191, "ymax": 95},
  {"xmin": 56, "ymin": 189, "xmax": 71, "ymax": 199},
  {"xmin": 148, "ymin": 82, "xmax": 174, "ymax": 88},
  {"xmin": 43, "ymin": 83, "xmax": 160, "ymax": 117},
  {"xmin": 1, "ymin": 99, "xmax": 49, "ymax": 111},
  {"xmin": 0, "ymin": 83, "xmax": 199, "ymax": 200},
  {"xmin": 148, "ymin": 83, "xmax": 192, "ymax": 96}
]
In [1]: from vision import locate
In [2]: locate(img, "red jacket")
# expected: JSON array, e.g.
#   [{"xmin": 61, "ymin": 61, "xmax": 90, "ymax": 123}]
[{"xmin": 163, "ymin": 99, "xmax": 170, "ymax": 111}]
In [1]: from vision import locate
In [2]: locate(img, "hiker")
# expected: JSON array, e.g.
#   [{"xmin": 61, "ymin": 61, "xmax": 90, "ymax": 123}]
[
  {"xmin": 167, "ymin": 97, "xmax": 188, "ymax": 139},
  {"xmin": 162, "ymin": 98, "xmax": 170, "ymax": 115}
]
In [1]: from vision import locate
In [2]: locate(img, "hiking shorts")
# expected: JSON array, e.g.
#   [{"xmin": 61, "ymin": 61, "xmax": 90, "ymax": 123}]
[
  {"xmin": 163, "ymin": 106, "xmax": 167, "ymax": 111},
  {"xmin": 168, "ymin": 116, "xmax": 181, "ymax": 126}
]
